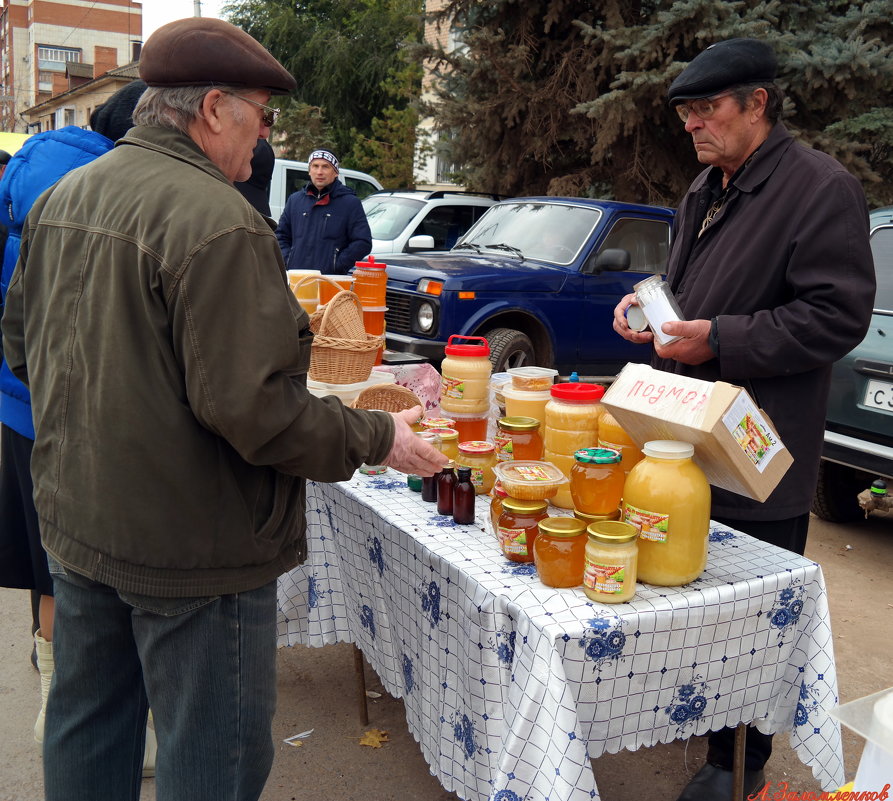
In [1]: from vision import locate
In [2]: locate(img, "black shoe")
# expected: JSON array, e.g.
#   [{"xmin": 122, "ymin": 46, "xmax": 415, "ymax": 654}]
[{"xmin": 676, "ymin": 763, "xmax": 766, "ymax": 801}]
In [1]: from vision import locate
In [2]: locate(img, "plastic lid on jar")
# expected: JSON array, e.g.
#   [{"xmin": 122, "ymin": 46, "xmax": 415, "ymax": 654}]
[
  {"xmin": 422, "ymin": 417, "xmax": 456, "ymax": 429},
  {"xmin": 354, "ymin": 255, "xmax": 386, "ymax": 271},
  {"xmin": 498, "ymin": 416, "xmax": 541, "ymax": 431},
  {"xmin": 492, "ymin": 481, "xmax": 508, "ymax": 499},
  {"xmin": 458, "ymin": 440, "xmax": 496, "ymax": 455},
  {"xmin": 625, "ymin": 304, "xmax": 648, "ymax": 332},
  {"xmin": 643, "ymin": 440, "xmax": 694, "ymax": 460},
  {"xmin": 586, "ymin": 520, "xmax": 639, "ymax": 543},
  {"xmin": 573, "ymin": 447, "xmax": 621, "ymax": 464},
  {"xmin": 538, "ymin": 516, "xmax": 587, "ymax": 538},
  {"xmin": 549, "ymin": 382, "xmax": 606, "ymax": 402},
  {"xmin": 501, "ymin": 385, "xmax": 552, "ymax": 401},
  {"xmin": 573, "ymin": 508, "xmax": 621, "ymax": 523},
  {"xmin": 501, "ymin": 497, "xmax": 549, "ymax": 514},
  {"xmin": 444, "ymin": 335, "xmax": 490, "ymax": 357}
]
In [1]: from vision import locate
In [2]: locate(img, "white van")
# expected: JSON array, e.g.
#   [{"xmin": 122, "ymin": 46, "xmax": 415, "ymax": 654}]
[{"xmin": 269, "ymin": 158, "xmax": 383, "ymax": 221}]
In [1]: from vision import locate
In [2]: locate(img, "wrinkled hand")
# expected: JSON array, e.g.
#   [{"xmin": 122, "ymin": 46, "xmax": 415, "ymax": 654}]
[
  {"xmin": 612, "ymin": 293, "xmax": 654, "ymax": 345},
  {"xmin": 384, "ymin": 406, "xmax": 449, "ymax": 477},
  {"xmin": 653, "ymin": 319, "xmax": 714, "ymax": 365}
]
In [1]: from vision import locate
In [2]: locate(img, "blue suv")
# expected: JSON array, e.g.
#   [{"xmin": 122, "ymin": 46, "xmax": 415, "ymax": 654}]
[{"xmin": 380, "ymin": 197, "xmax": 675, "ymax": 375}]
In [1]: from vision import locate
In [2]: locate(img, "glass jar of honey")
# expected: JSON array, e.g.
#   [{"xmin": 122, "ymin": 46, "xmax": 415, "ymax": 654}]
[
  {"xmin": 425, "ymin": 427, "xmax": 459, "ymax": 462},
  {"xmin": 573, "ymin": 508, "xmax": 620, "ymax": 526},
  {"xmin": 621, "ymin": 440, "xmax": 710, "ymax": 586},
  {"xmin": 439, "ymin": 336, "xmax": 492, "ymax": 415},
  {"xmin": 495, "ymin": 416, "xmax": 544, "ymax": 462},
  {"xmin": 533, "ymin": 517, "xmax": 587, "ymax": 588},
  {"xmin": 421, "ymin": 417, "xmax": 456, "ymax": 431},
  {"xmin": 489, "ymin": 482, "xmax": 508, "ymax": 538},
  {"xmin": 570, "ymin": 447, "xmax": 624, "ymax": 515},
  {"xmin": 583, "ymin": 521, "xmax": 639, "ymax": 603},
  {"xmin": 456, "ymin": 440, "xmax": 497, "ymax": 495},
  {"xmin": 497, "ymin": 498, "xmax": 548, "ymax": 562},
  {"xmin": 598, "ymin": 410, "xmax": 644, "ymax": 474}
]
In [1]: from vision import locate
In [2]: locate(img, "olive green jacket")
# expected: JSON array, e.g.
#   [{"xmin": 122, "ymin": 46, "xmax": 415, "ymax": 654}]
[{"xmin": 1, "ymin": 125, "xmax": 394, "ymax": 596}]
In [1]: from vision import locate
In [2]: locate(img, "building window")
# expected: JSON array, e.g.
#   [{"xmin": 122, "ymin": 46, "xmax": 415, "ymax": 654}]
[
  {"xmin": 37, "ymin": 70, "xmax": 54, "ymax": 93},
  {"xmin": 37, "ymin": 46, "xmax": 81, "ymax": 73}
]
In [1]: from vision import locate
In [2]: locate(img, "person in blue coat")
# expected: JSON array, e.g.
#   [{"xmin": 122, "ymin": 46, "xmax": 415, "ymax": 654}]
[
  {"xmin": 275, "ymin": 148, "xmax": 372, "ymax": 274},
  {"xmin": 0, "ymin": 80, "xmax": 154, "ymax": 765}
]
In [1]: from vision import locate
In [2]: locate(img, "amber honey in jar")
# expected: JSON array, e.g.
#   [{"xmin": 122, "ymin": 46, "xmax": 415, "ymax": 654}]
[
  {"xmin": 489, "ymin": 482, "xmax": 508, "ymax": 538},
  {"xmin": 497, "ymin": 498, "xmax": 548, "ymax": 562},
  {"xmin": 351, "ymin": 255, "xmax": 388, "ymax": 307},
  {"xmin": 533, "ymin": 517, "xmax": 587, "ymax": 588},
  {"xmin": 621, "ymin": 440, "xmax": 710, "ymax": 586},
  {"xmin": 425, "ymin": 427, "xmax": 459, "ymax": 462},
  {"xmin": 583, "ymin": 521, "xmax": 639, "ymax": 603},
  {"xmin": 439, "ymin": 335, "xmax": 492, "ymax": 415},
  {"xmin": 573, "ymin": 508, "xmax": 621, "ymax": 526},
  {"xmin": 570, "ymin": 447, "xmax": 624, "ymax": 515},
  {"xmin": 598, "ymin": 410, "xmax": 644, "ymax": 474},
  {"xmin": 494, "ymin": 416, "xmax": 544, "ymax": 462},
  {"xmin": 456, "ymin": 440, "xmax": 497, "ymax": 495}
]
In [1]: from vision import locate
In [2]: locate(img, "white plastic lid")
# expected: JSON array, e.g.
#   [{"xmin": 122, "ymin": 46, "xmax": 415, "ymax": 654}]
[
  {"xmin": 507, "ymin": 366, "xmax": 559, "ymax": 380},
  {"xmin": 625, "ymin": 304, "xmax": 648, "ymax": 332},
  {"xmin": 643, "ymin": 440, "xmax": 694, "ymax": 459},
  {"xmin": 501, "ymin": 385, "xmax": 553, "ymax": 400}
]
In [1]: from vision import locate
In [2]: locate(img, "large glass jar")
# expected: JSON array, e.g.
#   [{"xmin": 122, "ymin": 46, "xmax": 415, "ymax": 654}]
[
  {"xmin": 497, "ymin": 498, "xmax": 548, "ymax": 563},
  {"xmin": 598, "ymin": 410, "xmax": 644, "ymax": 474},
  {"xmin": 439, "ymin": 335, "xmax": 491, "ymax": 415},
  {"xmin": 570, "ymin": 447, "xmax": 624, "ymax": 515},
  {"xmin": 533, "ymin": 517, "xmax": 587, "ymax": 588},
  {"xmin": 456, "ymin": 440, "xmax": 497, "ymax": 495},
  {"xmin": 495, "ymin": 416, "xmax": 544, "ymax": 462},
  {"xmin": 583, "ymin": 521, "xmax": 639, "ymax": 603},
  {"xmin": 621, "ymin": 440, "xmax": 711, "ymax": 586}
]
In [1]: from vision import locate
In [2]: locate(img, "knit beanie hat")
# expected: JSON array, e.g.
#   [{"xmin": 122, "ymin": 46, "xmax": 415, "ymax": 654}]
[{"xmin": 90, "ymin": 79, "xmax": 147, "ymax": 142}]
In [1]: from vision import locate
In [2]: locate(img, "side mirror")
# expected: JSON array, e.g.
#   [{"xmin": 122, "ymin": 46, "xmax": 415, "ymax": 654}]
[
  {"xmin": 590, "ymin": 248, "xmax": 632, "ymax": 275},
  {"xmin": 406, "ymin": 234, "xmax": 436, "ymax": 252}
]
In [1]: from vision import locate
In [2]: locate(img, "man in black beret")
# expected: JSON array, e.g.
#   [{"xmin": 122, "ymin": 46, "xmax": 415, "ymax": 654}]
[
  {"xmin": 1, "ymin": 16, "xmax": 443, "ymax": 801},
  {"xmin": 614, "ymin": 38, "xmax": 875, "ymax": 801}
]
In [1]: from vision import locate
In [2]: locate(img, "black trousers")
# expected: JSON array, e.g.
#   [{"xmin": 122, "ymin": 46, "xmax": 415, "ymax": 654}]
[{"xmin": 706, "ymin": 513, "xmax": 811, "ymax": 771}]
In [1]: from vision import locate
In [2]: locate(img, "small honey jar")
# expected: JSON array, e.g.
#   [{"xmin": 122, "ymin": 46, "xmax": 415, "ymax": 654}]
[
  {"xmin": 497, "ymin": 498, "xmax": 549, "ymax": 563},
  {"xmin": 533, "ymin": 517, "xmax": 587, "ymax": 588}
]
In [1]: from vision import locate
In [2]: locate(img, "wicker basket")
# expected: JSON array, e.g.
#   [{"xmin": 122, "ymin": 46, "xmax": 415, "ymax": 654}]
[
  {"xmin": 307, "ymin": 287, "xmax": 382, "ymax": 384},
  {"xmin": 352, "ymin": 384, "xmax": 422, "ymax": 412}
]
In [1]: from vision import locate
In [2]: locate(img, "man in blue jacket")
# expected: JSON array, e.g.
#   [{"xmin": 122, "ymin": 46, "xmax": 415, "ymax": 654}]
[{"xmin": 275, "ymin": 148, "xmax": 371, "ymax": 274}]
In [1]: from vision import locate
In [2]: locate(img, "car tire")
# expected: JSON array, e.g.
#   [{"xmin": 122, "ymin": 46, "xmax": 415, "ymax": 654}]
[
  {"xmin": 486, "ymin": 328, "xmax": 536, "ymax": 373},
  {"xmin": 811, "ymin": 459, "xmax": 870, "ymax": 523}
]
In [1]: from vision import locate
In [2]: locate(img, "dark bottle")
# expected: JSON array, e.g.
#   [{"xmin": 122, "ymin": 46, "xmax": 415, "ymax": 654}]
[
  {"xmin": 421, "ymin": 473, "xmax": 438, "ymax": 503},
  {"xmin": 436, "ymin": 464, "xmax": 456, "ymax": 515},
  {"xmin": 452, "ymin": 466, "xmax": 476, "ymax": 524}
]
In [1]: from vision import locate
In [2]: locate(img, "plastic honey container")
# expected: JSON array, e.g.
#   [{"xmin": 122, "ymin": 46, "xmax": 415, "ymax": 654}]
[
  {"xmin": 455, "ymin": 441, "xmax": 497, "ymax": 495},
  {"xmin": 507, "ymin": 366, "xmax": 559, "ymax": 392},
  {"xmin": 287, "ymin": 269, "xmax": 321, "ymax": 314},
  {"xmin": 362, "ymin": 306, "xmax": 387, "ymax": 337},
  {"xmin": 318, "ymin": 275, "xmax": 354, "ymax": 306},
  {"xmin": 440, "ymin": 335, "xmax": 491, "ymax": 415},
  {"xmin": 599, "ymin": 410, "xmax": 644, "ymax": 474},
  {"xmin": 352, "ymin": 255, "xmax": 388, "ymax": 307},
  {"xmin": 450, "ymin": 410, "xmax": 489, "ymax": 443},
  {"xmin": 533, "ymin": 516, "xmax": 587, "ymax": 588},
  {"xmin": 502, "ymin": 385, "xmax": 551, "ymax": 423},
  {"xmin": 583, "ymin": 521, "xmax": 639, "ymax": 603},
  {"xmin": 494, "ymin": 416, "xmax": 544, "ymax": 462},
  {"xmin": 543, "ymin": 383, "xmax": 604, "ymax": 454},
  {"xmin": 621, "ymin": 440, "xmax": 711, "ymax": 586}
]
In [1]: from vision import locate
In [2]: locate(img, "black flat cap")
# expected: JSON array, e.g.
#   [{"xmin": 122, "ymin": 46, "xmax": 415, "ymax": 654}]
[
  {"xmin": 668, "ymin": 38, "xmax": 777, "ymax": 105},
  {"xmin": 139, "ymin": 17, "xmax": 296, "ymax": 96}
]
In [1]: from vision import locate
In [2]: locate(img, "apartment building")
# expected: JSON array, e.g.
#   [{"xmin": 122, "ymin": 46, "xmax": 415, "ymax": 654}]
[{"xmin": 0, "ymin": 0, "xmax": 142, "ymax": 132}]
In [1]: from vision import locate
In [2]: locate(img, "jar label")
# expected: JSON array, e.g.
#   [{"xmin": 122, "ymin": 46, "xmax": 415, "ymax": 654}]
[
  {"xmin": 469, "ymin": 466, "xmax": 484, "ymax": 488},
  {"xmin": 441, "ymin": 375, "xmax": 467, "ymax": 400},
  {"xmin": 494, "ymin": 433, "xmax": 513, "ymax": 461},
  {"xmin": 622, "ymin": 502, "xmax": 669, "ymax": 542},
  {"xmin": 583, "ymin": 559, "xmax": 626, "ymax": 594},
  {"xmin": 498, "ymin": 525, "xmax": 530, "ymax": 556}
]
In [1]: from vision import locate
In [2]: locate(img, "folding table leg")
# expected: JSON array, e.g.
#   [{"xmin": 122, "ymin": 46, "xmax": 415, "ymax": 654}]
[
  {"xmin": 353, "ymin": 644, "xmax": 369, "ymax": 725},
  {"xmin": 731, "ymin": 722, "xmax": 747, "ymax": 801}
]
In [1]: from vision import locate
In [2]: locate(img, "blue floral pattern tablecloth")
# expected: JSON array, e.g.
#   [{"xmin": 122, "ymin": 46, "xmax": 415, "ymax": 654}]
[{"xmin": 277, "ymin": 472, "xmax": 844, "ymax": 801}]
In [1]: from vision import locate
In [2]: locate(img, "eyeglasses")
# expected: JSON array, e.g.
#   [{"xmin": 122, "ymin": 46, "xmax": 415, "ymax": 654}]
[
  {"xmin": 225, "ymin": 92, "xmax": 279, "ymax": 128},
  {"xmin": 674, "ymin": 90, "xmax": 735, "ymax": 123}
]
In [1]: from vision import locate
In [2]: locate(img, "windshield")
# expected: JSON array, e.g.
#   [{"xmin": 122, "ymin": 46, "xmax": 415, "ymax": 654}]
[
  {"xmin": 455, "ymin": 202, "xmax": 602, "ymax": 265},
  {"xmin": 362, "ymin": 196, "xmax": 425, "ymax": 241},
  {"xmin": 869, "ymin": 225, "xmax": 893, "ymax": 313}
]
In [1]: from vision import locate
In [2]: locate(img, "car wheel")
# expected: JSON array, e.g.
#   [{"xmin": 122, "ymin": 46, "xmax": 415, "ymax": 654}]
[
  {"xmin": 486, "ymin": 328, "xmax": 537, "ymax": 373},
  {"xmin": 811, "ymin": 459, "xmax": 870, "ymax": 523}
]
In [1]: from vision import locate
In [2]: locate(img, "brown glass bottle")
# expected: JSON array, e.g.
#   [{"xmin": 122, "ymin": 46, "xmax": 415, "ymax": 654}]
[
  {"xmin": 436, "ymin": 464, "xmax": 456, "ymax": 515},
  {"xmin": 452, "ymin": 466, "xmax": 476, "ymax": 524},
  {"xmin": 421, "ymin": 474, "xmax": 438, "ymax": 503}
]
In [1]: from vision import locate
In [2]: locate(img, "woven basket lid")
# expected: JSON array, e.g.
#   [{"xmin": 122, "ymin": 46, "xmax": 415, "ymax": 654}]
[{"xmin": 353, "ymin": 384, "xmax": 422, "ymax": 413}]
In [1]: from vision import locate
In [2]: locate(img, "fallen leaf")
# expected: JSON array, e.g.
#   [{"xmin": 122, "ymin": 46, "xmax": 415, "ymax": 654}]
[
  {"xmin": 359, "ymin": 728, "xmax": 389, "ymax": 748},
  {"xmin": 365, "ymin": 690, "xmax": 382, "ymax": 699}
]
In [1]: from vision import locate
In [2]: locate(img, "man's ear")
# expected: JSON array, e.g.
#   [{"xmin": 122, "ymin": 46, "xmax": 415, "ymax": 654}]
[{"xmin": 200, "ymin": 89, "xmax": 227, "ymax": 134}]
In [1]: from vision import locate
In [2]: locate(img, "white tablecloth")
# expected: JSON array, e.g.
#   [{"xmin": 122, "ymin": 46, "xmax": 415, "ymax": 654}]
[{"xmin": 277, "ymin": 472, "xmax": 845, "ymax": 801}]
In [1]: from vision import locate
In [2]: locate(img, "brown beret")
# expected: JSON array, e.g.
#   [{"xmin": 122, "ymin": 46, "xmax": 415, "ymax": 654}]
[{"xmin": 139, "ymin": 17, "xmax": 296, "ymax": 96}]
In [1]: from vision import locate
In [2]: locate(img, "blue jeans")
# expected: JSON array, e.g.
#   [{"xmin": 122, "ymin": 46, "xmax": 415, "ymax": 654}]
[{"xmin": 45, "ymin": 567, "xmax": 278, "ymax": 801}]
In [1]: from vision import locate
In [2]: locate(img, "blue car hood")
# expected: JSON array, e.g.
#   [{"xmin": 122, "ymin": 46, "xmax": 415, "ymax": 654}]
[{"xmin": 382, "ymin": 252, "xmax": 569, "ymax": 293}]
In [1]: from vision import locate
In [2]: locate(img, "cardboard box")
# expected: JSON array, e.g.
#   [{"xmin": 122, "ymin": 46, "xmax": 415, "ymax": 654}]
[{"xmin": 601, "ymin": 364, "xmax": 792, "ymax": 502}]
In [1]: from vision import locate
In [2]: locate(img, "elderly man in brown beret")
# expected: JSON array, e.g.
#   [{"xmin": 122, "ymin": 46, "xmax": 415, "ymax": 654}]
[{"xmin": 1, "ymin": 17, "xmax": 444, "ymax": 801}]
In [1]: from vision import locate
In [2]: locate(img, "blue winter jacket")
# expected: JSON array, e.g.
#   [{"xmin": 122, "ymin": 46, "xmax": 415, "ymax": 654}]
[
  {"xmin": 0, "ymin": 126, "xmax": 113, "ymax": 438},
  {"xmin": 275, "ymin": 179, "xmax": 372, "ymax": 275}
]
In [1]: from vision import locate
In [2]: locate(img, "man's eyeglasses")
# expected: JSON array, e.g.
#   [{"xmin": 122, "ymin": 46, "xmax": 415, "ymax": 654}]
[
  {"xmin": 225, "ymin": 92, "xmax": 279, "ymax": 128},
  {"xmin": 674, "ymin": 90, "xmax": 735, "ymax": 123}
]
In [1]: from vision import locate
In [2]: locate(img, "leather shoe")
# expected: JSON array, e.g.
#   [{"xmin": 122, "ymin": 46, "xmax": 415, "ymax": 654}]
[{"xmin": 676, "ymin": 763, "xmax": 766, "ymax": 801}]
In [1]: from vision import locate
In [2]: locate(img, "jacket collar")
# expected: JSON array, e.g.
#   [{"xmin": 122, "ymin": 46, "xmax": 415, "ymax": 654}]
[{"xmin": 117, "ymin": 125, "xmax": 232, "ymax": 186}]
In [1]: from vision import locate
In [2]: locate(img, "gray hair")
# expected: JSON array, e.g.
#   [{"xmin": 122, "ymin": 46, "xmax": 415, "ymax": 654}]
[
  {"xmin": 132, "ymin": 85, "xmax": 247, "ymax": 133},
  {"xmin": 729, "ymin": 82, "xmax": 785, "ymax": 125}
]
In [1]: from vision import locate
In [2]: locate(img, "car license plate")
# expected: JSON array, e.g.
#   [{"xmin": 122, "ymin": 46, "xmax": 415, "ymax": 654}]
[{"xmin": 863, "ymin": 378, "xmax": 893, "ymax": 411}]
